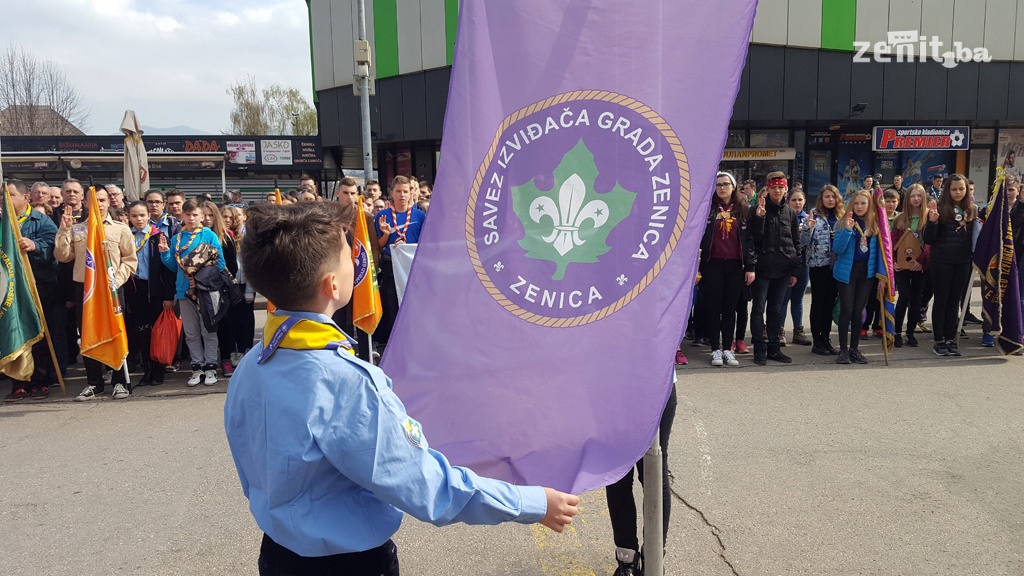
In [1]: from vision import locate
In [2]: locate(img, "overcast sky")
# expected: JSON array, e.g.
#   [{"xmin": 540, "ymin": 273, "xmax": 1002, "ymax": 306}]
[{"xmin": 2, "ymin": 0, "xmax": 313, "ymax": 135}]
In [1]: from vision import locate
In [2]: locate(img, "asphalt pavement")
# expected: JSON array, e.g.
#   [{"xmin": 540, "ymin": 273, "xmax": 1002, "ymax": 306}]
[{"xmin": 2, "ymin": 295, "xmax": 1023, "ymax": 575}]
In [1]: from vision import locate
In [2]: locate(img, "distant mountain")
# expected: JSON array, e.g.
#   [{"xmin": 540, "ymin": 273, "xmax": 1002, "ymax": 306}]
[{"xmin": 141, "ymin": 124, "xmax": 213, "ymax": 135}]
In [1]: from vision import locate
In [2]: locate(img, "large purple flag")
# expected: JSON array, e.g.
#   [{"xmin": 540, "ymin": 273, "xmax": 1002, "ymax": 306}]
[
  {"xmin": 382, "ymin": 0, "xmax": 757, "ymax": 493},
  {"xmin": 973, "ymin": 170, "xmax": 1024, "ymax": 355}
]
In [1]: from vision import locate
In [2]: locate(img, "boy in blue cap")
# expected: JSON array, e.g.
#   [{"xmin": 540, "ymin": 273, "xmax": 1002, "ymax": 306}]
[{"xmin": 224, "ymin": 201, "xmax": 579, "ymax": 575}]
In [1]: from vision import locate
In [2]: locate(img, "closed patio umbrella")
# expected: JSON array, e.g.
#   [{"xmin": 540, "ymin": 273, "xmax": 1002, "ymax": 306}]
[{"xmin": 119, "ymin": 110, "xmax": 150, "ymax": 202}]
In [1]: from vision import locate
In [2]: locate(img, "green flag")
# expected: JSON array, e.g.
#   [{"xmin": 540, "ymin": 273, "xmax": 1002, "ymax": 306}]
[{"xmin": 0, "ymin": 189, "xmax": 43, "ymax": 381}]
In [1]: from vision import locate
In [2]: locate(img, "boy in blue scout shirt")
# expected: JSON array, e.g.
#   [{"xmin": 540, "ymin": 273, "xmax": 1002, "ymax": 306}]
[{"xmin": 224, "ymin": 201, "xmax": 579, "ymax": 575}]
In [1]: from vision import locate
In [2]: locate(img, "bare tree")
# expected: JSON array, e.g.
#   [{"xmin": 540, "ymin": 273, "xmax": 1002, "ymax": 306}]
[
  {"xmin": 227, "ymin": 76, "xmax": 317, "ymax": 135},
  {"xmin": 0, "ymin": 44, "xmax": 90, "ymax": 135}
]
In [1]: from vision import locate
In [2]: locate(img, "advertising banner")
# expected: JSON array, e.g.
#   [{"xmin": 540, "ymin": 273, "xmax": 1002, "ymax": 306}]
[{"xmin": 873, "ymin": 126, "xmax": 969, "ymax": 151}]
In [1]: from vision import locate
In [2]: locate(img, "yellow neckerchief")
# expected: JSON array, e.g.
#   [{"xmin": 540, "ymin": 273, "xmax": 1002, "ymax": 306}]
[
  {"xmin": 257, "ymin": 313, "xmax": 356, "ymax": 364},
  {"xmin": 174, "ymin": 227, "xmax": 204, "ymax": 267},
  {"xmin": 17, "ymin": 206, "xmax": 32, "ymax": 225},
  {"xmin": 715, "ymin": 203, "xmax": 734, "ymax": 238},
  {"xmin": 134, "ymin": 224, "xmax": 156, "ymax": 252}
]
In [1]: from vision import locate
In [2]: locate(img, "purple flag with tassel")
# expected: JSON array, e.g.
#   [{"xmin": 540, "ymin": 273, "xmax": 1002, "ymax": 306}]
[
  {"xmin": 381, "ymin": 0, "xmax": 758, "ymax": 493},
  {"xmin": 973, "ymin": 170, "xmax": 1024, "ymax": 355}
]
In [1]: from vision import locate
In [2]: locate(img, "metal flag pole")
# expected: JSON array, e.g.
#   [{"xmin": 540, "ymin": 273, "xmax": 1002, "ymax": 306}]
[
  {"xmin": 638, "ymin": 430, "xmax": 663, "ymax": 573},
  {"xmin": 954, "ymin": 267, "xmax": 975, "ymax": 346},
  {"xmin": 356, "ymin": 0, "xmax": 375, "ymax": 365},
  {"xmin": 642, "ymin": 429, "xmax": 664, "ymax": 576}
]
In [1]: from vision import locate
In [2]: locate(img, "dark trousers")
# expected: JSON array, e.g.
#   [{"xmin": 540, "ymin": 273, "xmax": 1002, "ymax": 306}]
[
  {"xmin": 74, "ymin": 282, "xmax": 126, "ymax": 388},
  {"xmin": 235, "ymin": 285, "xmax": 256, "ymax": 352},
  {"xmin": 376, "ymin": 259, "xmax": 400, "ymax": 348},
  {"xmin": 930, "ymin": 261, "xmax": 972, "ymax": 342},
  {"xmin": 690, "ymin": 285, "xmax": 707, "ymax": 340},
  {"xmin": 751, "ymin": 276, "xmax": 790, "ymax": 351},
  {"xmin": 837, "ymin": 261, "xmax": 875, "ymax": 351},
  {"xmin": 894, "ymin": 270, "xmax": 926, "ymax": 335},
  {"xmin": 124, "ymin": 278, "xmax": 166, "ymax": 378},
  {"xmin": 808, "ymin": 266, "xmax": 838, "ymax": 346},
  {"xmin": 605, "ymin": 385, "xmax": 677, "ymax": 553},
  {"xmin": 700, "ymin": 259, "xmax": 744, "ymax": 350},
  {"xmin": 258, "ymin": 535, "xmax": 399, "ymax": 576},
  {"xmin": 863, "ymin": 292, "xmax": 881, "ymax": 331},
  {"xmin": 734, "ymin": 287, "xmax": 750, "ymax": 342},
  {"xmin": 12, "ymin": 283, "xmax": 62, "ymax": 391}
]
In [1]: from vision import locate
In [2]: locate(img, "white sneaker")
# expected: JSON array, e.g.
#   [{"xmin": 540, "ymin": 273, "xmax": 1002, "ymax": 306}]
[
  {"xmin": 710, "ymin": 349, "xmax": 724, "ymax": 366},
  {"xmin": 230, "ymin": 352, "xmax": 242, "ymax": 367},
  {"xmin": 723, "ymin": 349, "xmax": 739, "ymax": 366},
  {"xmin": 203, "ymin": 370, "xmax": 218, "ymax": 386},
  {"xmin": 75, "ymin": 385, "xmax": 98, "ymax": 402},
  {"xmin": 112, "ymin": 383, "xmax": 130, "ymax": 399},
  {"xmin": 187, "ymin": 370, "xmax": 203, "ymax": 387}
]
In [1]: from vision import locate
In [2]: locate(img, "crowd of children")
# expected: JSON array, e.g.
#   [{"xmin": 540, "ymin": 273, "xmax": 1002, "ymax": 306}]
[
  {"xmin": 3, "ymin": 175, "xmax": 434, "ymax": 402},
  {"xmin": 683, "ymin": 171, "xmax": 1024, "ymax": 366}
]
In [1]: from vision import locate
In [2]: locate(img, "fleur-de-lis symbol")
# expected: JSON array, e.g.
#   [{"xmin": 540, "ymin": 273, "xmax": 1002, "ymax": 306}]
[
  {"xmin": 616, "ymin": 274, "xmax": 628, "ymax": 286},
  {"xmin": 529, "ymin": 173, "xmax": 609, "ymax": 256},
  {"xmin": 493, "ymin": 261, "xmax": 505, "ymax": 272}
]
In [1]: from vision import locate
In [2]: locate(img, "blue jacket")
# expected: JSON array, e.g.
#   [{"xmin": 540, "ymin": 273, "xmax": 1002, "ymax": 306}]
[
  {"xmin": 19, "ymin": 209, "xmax": 58, "ymax": 289},
  {"xmin": 832, "ymin": 227, "xmax": 880, "ymax": 283},
  {"xmin": 223, "ymin": 310, "xmax": 546, "ymax": 557},
  {"xmin": 159, "ymin": 227, "xmax": 225, "ymax": 299},
  {"xmin": 800, "ymin": 209, "xmax": 838, "ymax": 268}
]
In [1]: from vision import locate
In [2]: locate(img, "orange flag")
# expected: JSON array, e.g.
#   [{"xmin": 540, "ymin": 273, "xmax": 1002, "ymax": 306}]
[
  {"xmin": 80, "ymin": 186, "xmax": 129, "ymax": 369},
  {"xmin": 352, "ymin": 195, "xmax": 382, "ymax": 334}
]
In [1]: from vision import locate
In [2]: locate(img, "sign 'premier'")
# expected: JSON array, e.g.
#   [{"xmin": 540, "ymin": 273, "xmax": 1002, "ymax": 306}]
[{"xmin": 854, "ymin": 30, "xmax": 992, "ymax": 69}]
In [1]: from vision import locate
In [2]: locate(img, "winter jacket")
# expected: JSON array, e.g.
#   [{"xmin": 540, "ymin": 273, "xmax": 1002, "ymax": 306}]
[
  {"xmin": 159, "ymin": 227, "xmax": 226, "ymax": 300},
  {"xmin": 747, "ymin": 199, "xmax": 802, "ymax": 279},
  {"xmin": 832, "ymin": 227, "xmax": 880, "ymax": 283},
  {"xmin": 699, "ymin": 200, "xmax": 752, "ymax": 272},
  {"xmin": 800, "ymin": 209, "xmax": 838, "ymax": 268},
  {"xmin": 194, "ymin": 265, "xmax": 232, "ymax": 332},
  {"xmin": 19, "ymin": 209, "xmax": 58, "ymax": 291},
  {"xmin": 922, "ymin": 217, "xmax": 974, "ymax": 265},
  {"xmin": 136, "ymin": 230, "xmax": 177, "ymax": 303}
]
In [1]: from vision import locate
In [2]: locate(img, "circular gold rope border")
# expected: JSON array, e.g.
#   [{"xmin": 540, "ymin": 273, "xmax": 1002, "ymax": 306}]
[{"xmin": 465, "ymin": 90, "xmax": 691, "ymax": 328}]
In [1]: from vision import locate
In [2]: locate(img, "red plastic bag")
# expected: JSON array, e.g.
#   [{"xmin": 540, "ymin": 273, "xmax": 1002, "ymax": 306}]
[{"xmin": 150, "ymin": 309, "xmax": 182, "ymax": 366}]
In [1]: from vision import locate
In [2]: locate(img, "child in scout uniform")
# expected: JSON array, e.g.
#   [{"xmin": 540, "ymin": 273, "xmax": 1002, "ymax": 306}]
[{"xmin": 223, "ymin": 201, "xmax": 579, "ymax": 575}]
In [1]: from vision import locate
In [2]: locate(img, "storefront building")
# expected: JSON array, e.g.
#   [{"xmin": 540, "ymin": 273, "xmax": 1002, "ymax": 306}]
[
  {"xmin": 0, "ymin": 134, "xmax": 324, "ymax": 203},
  {"xmin": 311, "ymin": 0, "xmax": 1024, "ymax": 201}
]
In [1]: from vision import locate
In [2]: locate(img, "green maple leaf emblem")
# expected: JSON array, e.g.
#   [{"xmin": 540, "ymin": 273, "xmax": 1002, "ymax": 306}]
[{"xmin": 511, "ymin": 139, "xmax": 637, "ymax": 281}]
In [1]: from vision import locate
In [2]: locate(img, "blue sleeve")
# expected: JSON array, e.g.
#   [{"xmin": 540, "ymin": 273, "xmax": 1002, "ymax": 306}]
[
  {"xmin": 374, "ymin": 210, "xmax": 385, "ymax": 237},
  {"xmin": 315, "ymin": 367, "xmax": 547, "ymax": 527},
  {"xmin": 160, "ymin": 236, "xmax": 176, "ymax": 270},
  {"xmin": 833, "ymin": 227, "xmax": 853, "ymax": 254},
  {"xmin": 26, "ymin": 218, "xmax": 57, "ymax": 267}
]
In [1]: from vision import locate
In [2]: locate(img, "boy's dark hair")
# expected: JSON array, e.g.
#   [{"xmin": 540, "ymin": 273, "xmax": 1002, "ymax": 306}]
[
  {"xmin": 241, "ymin": 202, "xmax": 356, "ymax": 310},
  {"xmin": 181, "ymin": 200, "xmax": 200, "ymax": 214},
  {"xmin": 338, "ymin": 177, "xmax": 358, "ymax": 188},
  {"xmin": 882, "ymin": 189, "xmax": 899, "ymax": 201},
  {"xmin": 166, "ymin": 189, "xmax": 186, "ymax": 200}
]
